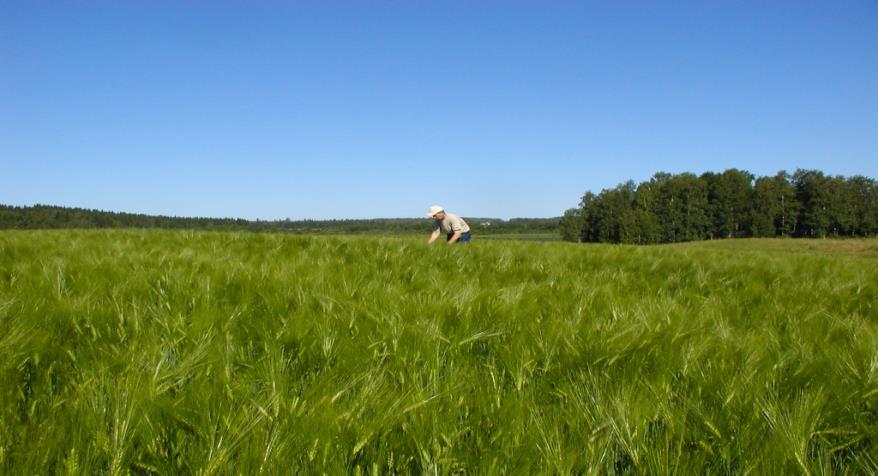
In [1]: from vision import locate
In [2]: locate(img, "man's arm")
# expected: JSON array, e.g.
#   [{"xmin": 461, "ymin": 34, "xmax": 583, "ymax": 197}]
[
  {"xmin": 447, "ymin": 230, "xmax": 462, "ymax": 244},
  {"xmin": 428, "ymin": 228, "xmax": 441, "ymax": 244}
]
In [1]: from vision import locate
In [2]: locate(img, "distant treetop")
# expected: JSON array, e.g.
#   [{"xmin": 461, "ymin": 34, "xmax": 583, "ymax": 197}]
[
  {"xmin": 0, "ymin": 204, "xmax": 559, "ymax": 235},
  {"xmin": 560, "ymin": 169, "xmax": 877, "ymax": 243}
]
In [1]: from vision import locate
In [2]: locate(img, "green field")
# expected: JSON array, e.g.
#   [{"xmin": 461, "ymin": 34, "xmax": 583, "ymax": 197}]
[
  {"xmin": 1, "ymin": 230, "xmax": 876, "ymax": 474},
  {"xmin": 473, "ymin": 233, "xmax": 561, "ymax": 242}
]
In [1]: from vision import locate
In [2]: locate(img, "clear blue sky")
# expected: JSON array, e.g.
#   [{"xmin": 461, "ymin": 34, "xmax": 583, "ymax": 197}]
[{"xmin": 2, "ymin": 1, "xmax": 876, "ymax": 220}]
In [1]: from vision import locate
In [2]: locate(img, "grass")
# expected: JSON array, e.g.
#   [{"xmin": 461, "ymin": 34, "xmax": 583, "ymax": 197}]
[
  {"xmin": 0, "ymin": 229, "xmax": 876, "ymax": 474},
  {"xmin": 472, "ymin": 233, "xmax": 561, "ymax": 242},
  {"xmin": 681, "ymin": 237, "xmax": 878, "ymax": 259}
]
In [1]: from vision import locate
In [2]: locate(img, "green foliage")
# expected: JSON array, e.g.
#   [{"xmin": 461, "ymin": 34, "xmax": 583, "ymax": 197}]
[
  {"xmin": 794, "ymin": 170, "xmax": 836, "ymax": 238},
  {"xmin": 571, "ymin": 169, "xmax": 878, "ymax": 244},
  {"xmin": 0, "ymin": 205, "xmax": 560, "ymax": 237},
  {"xmin": 702, "ymin": 169, "xmax": 754, "ymax": 239},
  {"xmin": 559, "ymin": 209, "xmax": 583, "ymax": 242},
  {"xmin": 1, "ymin": 230, "xmax": 876, "ymax": 473},
  {"xmin": 751, "ymin": 171, "xmax": 799, "ymax": 238},
  {"xmin": 849, "ymin": 176, "xmax": 878, "ymax": 236},
  {"xmin": 656, "ymin": 173, "xmax": 711, "ymax": 243}
]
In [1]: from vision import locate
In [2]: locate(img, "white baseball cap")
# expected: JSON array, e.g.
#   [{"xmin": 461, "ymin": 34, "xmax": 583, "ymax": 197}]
[{"xmin": 427, "ymin": 205, "xmax": 444, "ymax": 217}]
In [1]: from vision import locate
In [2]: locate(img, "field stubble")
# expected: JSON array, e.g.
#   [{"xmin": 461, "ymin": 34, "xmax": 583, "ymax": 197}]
[{"xmin": 0, "ymin": 230, "xmax": 876, "ymax": 474}]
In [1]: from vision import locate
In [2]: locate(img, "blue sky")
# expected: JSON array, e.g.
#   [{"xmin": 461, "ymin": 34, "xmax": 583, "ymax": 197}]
[{"xmin": 2, "ymin": 1, "xmax": 876, "ymax": 220}]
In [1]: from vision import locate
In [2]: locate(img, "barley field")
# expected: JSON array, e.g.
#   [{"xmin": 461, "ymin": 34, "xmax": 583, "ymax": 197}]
[{"xmin": 0, "ymin": 230, "xmax": 876, "ymax": 474}]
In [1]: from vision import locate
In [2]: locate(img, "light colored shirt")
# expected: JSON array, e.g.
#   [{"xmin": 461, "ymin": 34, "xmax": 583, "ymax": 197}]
[{"xmin": 433, "ymin": 213, "xmax": 470, "ymax": 234}]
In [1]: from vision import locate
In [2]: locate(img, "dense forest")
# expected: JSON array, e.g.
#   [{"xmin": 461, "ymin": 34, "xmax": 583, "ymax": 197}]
[
  {"xmin": 0, "ymin": 204, "xmax": 559, "ymax": 235},
  {"xmin": 560, "ymin": 169, "xmax": 878, "ymax": 243}
]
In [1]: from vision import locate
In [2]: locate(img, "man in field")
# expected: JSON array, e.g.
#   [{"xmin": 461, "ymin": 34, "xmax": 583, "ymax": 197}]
[{"xmin": 427, "ymin": 205, "xmax": 471, "ymax": 244}]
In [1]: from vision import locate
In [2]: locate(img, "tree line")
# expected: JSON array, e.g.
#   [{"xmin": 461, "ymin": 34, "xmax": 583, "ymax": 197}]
[
  {"xmin": 559, "ymin": 169, "xmax": 878, "ymax": 244},
  {"xmin": 0, "ymin": 204, "xmax": 559, "ymax": 235}
]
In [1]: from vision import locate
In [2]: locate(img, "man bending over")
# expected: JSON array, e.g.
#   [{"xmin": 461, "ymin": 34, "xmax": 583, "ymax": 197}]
[{"xmin": 427, "ymin": 205, "xmax": 471, "ymax": 244}]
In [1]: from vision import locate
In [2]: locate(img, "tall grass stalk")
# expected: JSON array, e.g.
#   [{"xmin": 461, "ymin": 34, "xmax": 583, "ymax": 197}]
[{"xmin": 0, "ymin": 230, "xmax": 875, "ymax": 473}]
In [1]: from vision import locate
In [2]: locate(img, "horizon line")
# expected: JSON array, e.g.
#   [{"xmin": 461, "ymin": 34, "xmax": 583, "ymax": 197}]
[{"xmin": 0, "ymin": 202, "xmax": 562, "ymax": 222}]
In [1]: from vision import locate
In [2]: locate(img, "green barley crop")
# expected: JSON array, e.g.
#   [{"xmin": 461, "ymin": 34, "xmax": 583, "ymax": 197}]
[{"xmin": 0, "ymin": 229, "xmax": 876, "ymax": 474}]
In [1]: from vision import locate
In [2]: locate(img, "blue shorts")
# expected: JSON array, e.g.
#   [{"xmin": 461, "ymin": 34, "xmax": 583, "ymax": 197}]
[{"xmin": 447, "ymin": 231, "xmax": 471, "ymax": 243}]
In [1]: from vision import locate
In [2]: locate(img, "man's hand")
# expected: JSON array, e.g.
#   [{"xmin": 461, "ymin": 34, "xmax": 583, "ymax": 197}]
[
  {"xmin": 428, "ymin": 229, "xmax": 440, "ymax": 244},
  {"xmin": 447, "ymin": 230, "xmax": 462, "ymax": 244}
]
